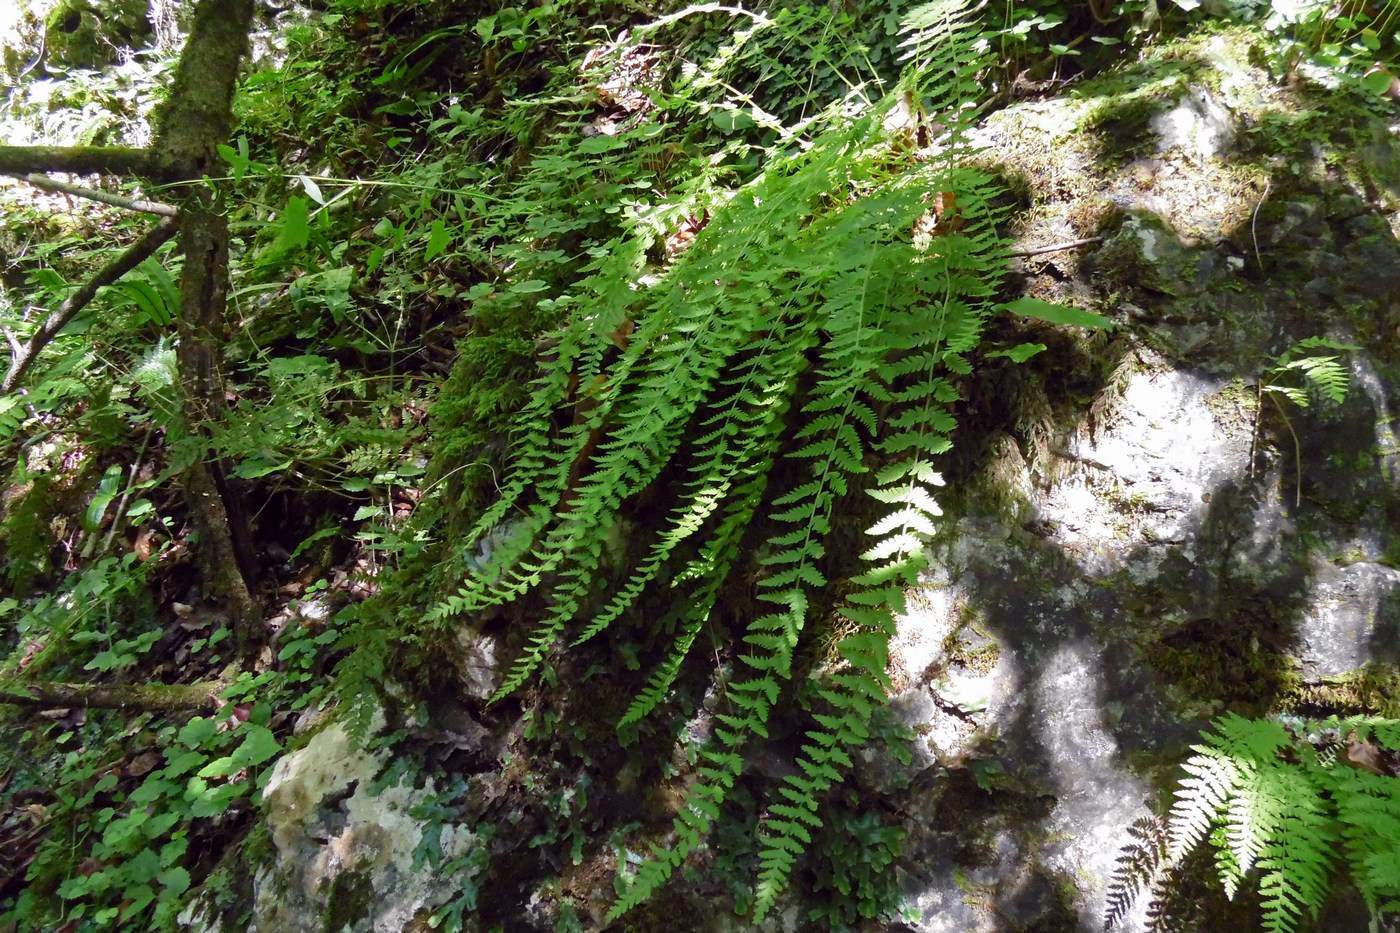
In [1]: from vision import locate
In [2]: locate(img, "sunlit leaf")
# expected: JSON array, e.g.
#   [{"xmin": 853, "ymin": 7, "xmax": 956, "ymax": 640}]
[{"xmin": 1003, "ymin": 296, "xmax": 1113, "ymax": 329}]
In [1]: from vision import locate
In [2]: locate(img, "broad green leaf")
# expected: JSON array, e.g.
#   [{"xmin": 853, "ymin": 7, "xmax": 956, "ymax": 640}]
[
  {"xmin": 271, "ymin": 196, "xmax": 310, "ymax": 256},
  {"xmin": 233, "ymin": 724, "xmax": 281, "ymax": 768},
  {"xmin": 85, "ymin": 648, "xmax": 132, "ymax": 672},
  {"xmin": 298, "ymin": 174, "xmax": 325, "ymax": 205},
  {"xmin": 158, "ymin": 866, "xmax": 191, "ymax": 898},
  {"xmin": 425, "ymin": 219, "xmax": 451, "ymax": 260},
  {"xmin": 178, "ymin": 717, "xmax": 217, "ymax": 748},
  {"xmin": 710, "ymin": 108, "xmax": 755, "ymax": 133},
  {"xmin": 231, "ymin": 456, "xmax": 291, "ymax": 480},
  {"xmin": 83, "ymin": 464, "xmax": 124, "ymax": 534},
  {"xmin": 112, "ymin": 279, "xmax": 170, "ymax": 326},
  {"xmin": 578, "ymin": 133, "xmax": 626, "ymax": 153},
  {"xmin": 124, "ymin": 848, "xmax": 161, "ymax": 883},
  {"xmin": 987, "ymin": 342, "xmax": 1047, "ymax": 363},
  {"xmin": 1362, "ymin": 70, "xmax": 1395, "ymax": 97},
  {"xmin": 188, "ymin": 782, "xmax": 242, "ymax": 818},
  {"xmin": 1004, "ymin": 297, "xmax": 1113, "ymax": 329},
  {"xmin": 218, "ymin": 135, "xmax": 251, "ymax": 184},
  {"xmin": 196, "ymin": 755, "xmax": 237, "ymax": 779},
  {"xmin": 159, "ymin": 751, "xmax": 202, "ymax": 783}
]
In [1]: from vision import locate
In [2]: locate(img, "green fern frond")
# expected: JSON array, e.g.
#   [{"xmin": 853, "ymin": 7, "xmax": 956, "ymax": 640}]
[
  {"xmin": 1168, "ymin": 748, "xmax": 1244, "ymax": 864},
  {"xmin": 1135, "ymin": 713, "xmax": 1400, "ymax": 933},
  {"xmin": 1264, "ymin": 336, "xmax": 1357, "ymax": 409},
  {"xmin": 439, "ymin": 0, "xmax": 1009, "ymax": 919},
  {"xmin": 1332, "ymin": 767, "xmax": 1400, "ymax": 914},
  {"xmin": 1253, "ymin": 762, "xmax": 1336, "ymax": 929}
]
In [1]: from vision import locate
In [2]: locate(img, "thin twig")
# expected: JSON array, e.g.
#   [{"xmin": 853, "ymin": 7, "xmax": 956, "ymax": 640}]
[
  {"xmin": 1008, "ymin": 236, "xmax": 1104, "ymax": 258},
  {"xmin": 8, "ymin": 172, "xmax": 180, "ymax": 217},
  {"xmin": 0, "ymin": 325, "xmax": 21, "ymax": 357},
  {"xmin": 96, "ymin": 428, "xmax": 154, "ymax": 557},
  {"xmin": 633, "ymin": 2, "xmax": 774, "ymax": 32},
  {"xmin": 1251, "ymin": 180, "xmax": 1270, "ymax": 273},
  {"xmin": 1266, "ymin": 390, "xmax": 1303, "ymax": 509},
  {"xmin": 1249, "ymin": 379, "xmax": 1262, "ymax": 480},
  {"xmin": 2, "ymin": 216, "xmax": 179, "ymax": 393}
]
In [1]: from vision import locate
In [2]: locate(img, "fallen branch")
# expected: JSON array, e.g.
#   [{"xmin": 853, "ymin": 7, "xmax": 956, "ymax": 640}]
[
  {"xmin": 0, "ymin": 144, "xmax": 150, "ymax": 177},
  {"xmin": 6, "ymin": 172, "xmax": 179, "ymax": 217},
  {"xmin": 0, "ymin": 676, "xmax": 233, "ymax": 713},
  {"xmin": 1008, "ymin": 236, "xmax": 1104, "ymax": 258},
  {"xmin": 2, "ymin": 215, "xmax": 180, "ymax": 393}
]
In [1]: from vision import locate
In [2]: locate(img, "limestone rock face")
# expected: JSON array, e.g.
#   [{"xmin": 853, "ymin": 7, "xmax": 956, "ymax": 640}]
[
  {"xmin": 248, "ymin": 713, "xmax": 485, "ymax": 933},
  {"xmin": 877, "ymin": 30, "xmax": 1400, "ymax": 933}
]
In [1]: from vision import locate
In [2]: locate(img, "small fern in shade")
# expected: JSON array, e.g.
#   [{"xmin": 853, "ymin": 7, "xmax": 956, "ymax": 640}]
[
  {"xmin": 1263, "ymin": 336, "xmax": 1357, "ymax": 409},
  {"xmin": 1107, "ymin": 713, "xmax": 1400, "ymax": 933}
]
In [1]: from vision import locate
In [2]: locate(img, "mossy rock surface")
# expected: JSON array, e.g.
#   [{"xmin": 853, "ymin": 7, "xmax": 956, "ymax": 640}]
[{"xmin": 44, "ymin": 0, "xmax": 151, "ymax": 70}]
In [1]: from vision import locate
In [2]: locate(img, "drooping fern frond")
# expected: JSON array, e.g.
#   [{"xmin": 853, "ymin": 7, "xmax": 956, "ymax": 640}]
[
  {"xmin": 610, "ymin": 3, "xmax": 1004, "ymax": 920},
  {"xmin": 430, "ymin": 0, "xmax": 1008, "ymax": 920},
  {"xmin": 1108, "ymin": 713, "xmax": 1400, "ymax": 933}
]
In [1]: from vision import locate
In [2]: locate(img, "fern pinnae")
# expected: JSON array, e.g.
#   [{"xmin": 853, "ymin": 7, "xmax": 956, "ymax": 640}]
[
  {"xmin": 429, "ymin": 318, "xmax": 611, "ymax": 618},
  {"xmin": 1168, "ymin": 749, "xmax": 1243, "ymax": 863},
  {"xmin": 575, "ymin": 319, "xmax": 812, "ymax": 652},
  {"xmin": 1332, "ymin": 767, "xmax": 1400, "ymax": 914},
  {"xmin": 1255, "ymin": 766, "xmax": 1337, "ymax": 933},
  {"xmin": 749, "ymin": 174, "xmax": 1002, "ymax": 916},
  {"xmin": 480, "ymin": 183, "xmax": 817, "ymax": 694},
  {"xmin": 1220, "ymin": 757, "xmax": 1272, "ymax": 899},
  {"xmin": 1104, "ymin": 816, "xmax": 1170, "ymax": 930},
  {"xmin": 746, "ymin": 266, "xmax": 933, "ymax": 920},
  {"xmin": 617, "ymin": 482, "xmax": 768, "ymax": 730},
  {"xmin": 442, "ymin": 198, "xmax": 728, "ymax": 617}
]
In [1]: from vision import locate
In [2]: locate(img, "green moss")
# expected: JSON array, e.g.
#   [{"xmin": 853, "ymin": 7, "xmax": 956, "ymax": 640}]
[
  {"xmin": 1081, "ymin": 92, "xmax": 1166, "ymax": 165},
  {"xmin": 241, "ymin": 821, "xmax": 277, "ymax": 879},
  {"xmin": 322, "ymin": 868, "xmax": 373, "ymax": 933},
  {"xmin": 1290, "ymin": 663, "xmax": 1400, "ymax": 717},
  {"xmin": 44, "ymin": 0, "xmax": 151, "ymax": 70},
  {"xmin": 944, "ymin": 629, "xmax": 1001, "ymax": 675},
  {"xmin": 1149, "ymin": 615, "xmax": 1302, "ymax": 719},
  {"xmin": 1206, "ymin": 378, "xmax": 1260, "ymax": 421}
]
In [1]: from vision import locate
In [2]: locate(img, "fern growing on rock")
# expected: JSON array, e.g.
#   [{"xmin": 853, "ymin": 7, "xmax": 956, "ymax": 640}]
[
  {"xmin": 426, "ymin": 0, "xmax": 1020, "ymax": 918},
  {"xmin": 1107, "ymin": 713, "xmax": 1400, "ymax": 933}
]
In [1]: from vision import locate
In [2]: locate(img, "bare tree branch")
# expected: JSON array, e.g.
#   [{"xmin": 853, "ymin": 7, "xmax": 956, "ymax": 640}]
[
  {"xmin": 0, "ymin": 144, "xmax": 150, "ymax": 177},
  {"xmin": 0, "ymin": 676, "xmax": 232, "ymax": 713},
  {"xmin": 5, "ymin": 172, "xmax": 180, "ymax": 217},
  {"xmin": 0, "ymin": 326, "xmax": 21, "ymax": 357},
  {"xmin": 1, "ymin": 216, "xmax": 180, "ymax": 393},
  {"xmin": 1008, "ymin": 236, "xmax": 1105, "ymax": 258}
]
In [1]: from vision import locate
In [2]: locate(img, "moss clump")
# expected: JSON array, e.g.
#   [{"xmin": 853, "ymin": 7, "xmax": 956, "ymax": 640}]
[
  {"xmin": 1204, "ymin": 377, "xmax": 1259, "ymax": 426},
  {"xmin": 322, "ymin": 868, "xmax": 373, "ymax": 933},
  {"xmin": 943, "ymin": 624, "xmax": 1001, "ymax": 676},
  {"xmin": 1292, "ymin": 663, "xmax": 1400, "ymax": 718},
  {"xmin": 44, "ymin": 0, "xmax": 152, "ymax": 70},
  {"xmin": 1152, "ymin": 616, "xmax": 1301, "ymax": 718}
]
